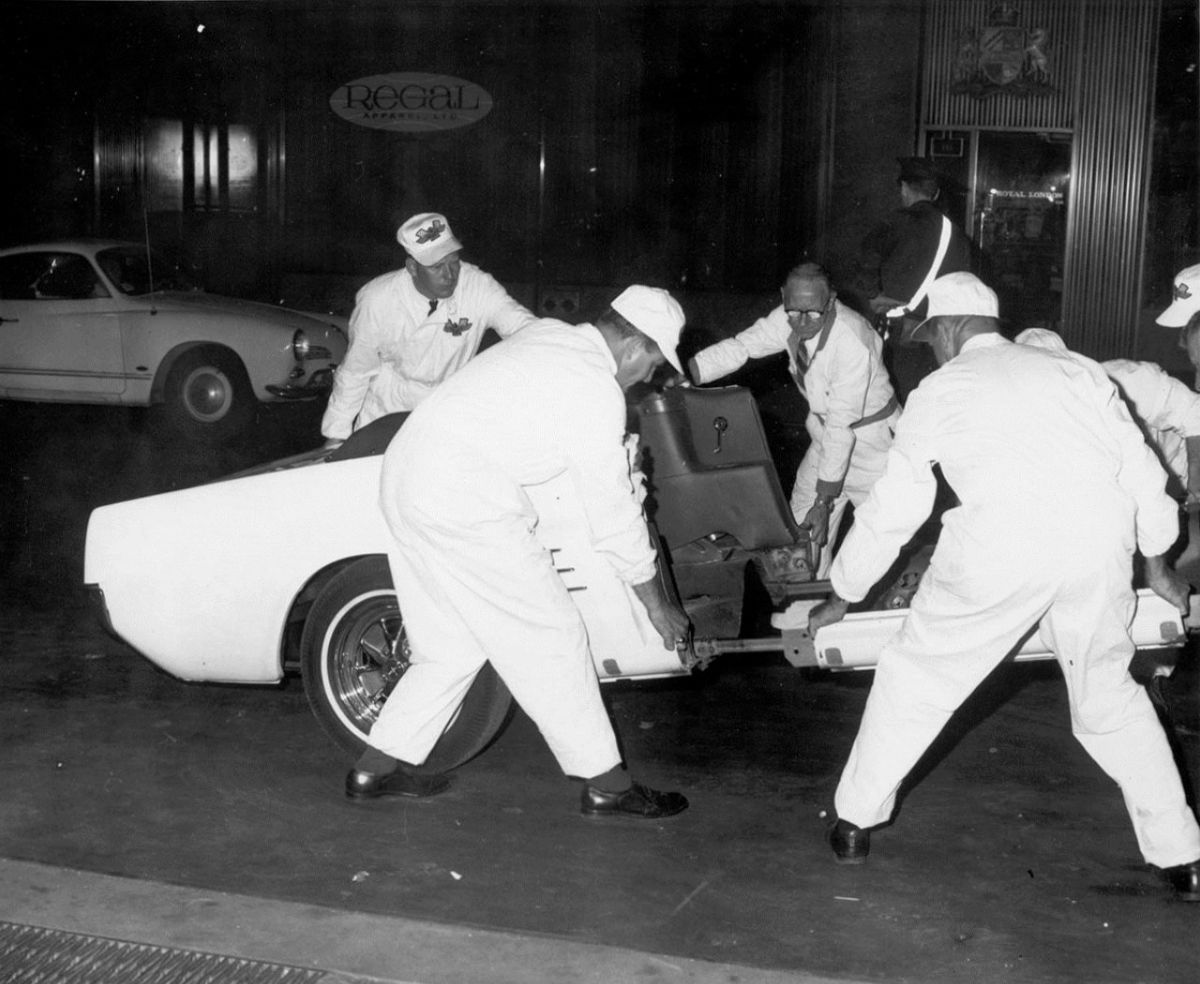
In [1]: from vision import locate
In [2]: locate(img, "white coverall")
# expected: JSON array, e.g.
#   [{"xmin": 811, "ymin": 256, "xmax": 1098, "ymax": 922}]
[
  {"xmin": 829, "ymin": 334, "xmax": 1200, "ymax": 868},
  {"xmin": 372, "ymin": 319, "xmax": 658, "ymax": 778},
  {"xmin": 1018, "ymin": 330, "xmax": 1200, "ymax": 495},
  {"xmin": 320, "ymin": 261, "xmax": 536, "ymax": 440},
  {"xmin": 1102, "ymin": 359, "xmax": 1200, "ymax": 493},
  {"xmin": 692, "ymin": 301, "xmax": 899, "ymax": 575}
]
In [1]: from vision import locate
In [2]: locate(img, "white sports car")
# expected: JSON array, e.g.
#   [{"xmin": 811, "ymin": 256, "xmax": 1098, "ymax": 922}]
[
  {"xmin": 0, "ymin": 240, "xmax": 347, "ymax": 440},
  {"xmin": 82, "ymin": 385, "xmax": 1192, "ymax": 770}
]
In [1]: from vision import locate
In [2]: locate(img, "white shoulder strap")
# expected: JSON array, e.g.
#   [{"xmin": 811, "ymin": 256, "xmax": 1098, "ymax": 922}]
[{"xmin": 886, "ymin": 214, "xmax": 953, "ymax": 320}]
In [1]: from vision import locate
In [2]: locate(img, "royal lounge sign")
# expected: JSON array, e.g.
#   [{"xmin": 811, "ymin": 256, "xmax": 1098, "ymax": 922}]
[{"xmin": 330, "ymin": 73, "xmax": 493, "ymax": 132}]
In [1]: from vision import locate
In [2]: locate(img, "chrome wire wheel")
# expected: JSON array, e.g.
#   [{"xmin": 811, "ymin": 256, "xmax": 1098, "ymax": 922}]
[
  {"xmin": 320, "ymin": 589, "xmax": 408, "ymax": 737},
  {"xmin": 299, "ymin": 556, "xmax": 515, "ymax": 769}
]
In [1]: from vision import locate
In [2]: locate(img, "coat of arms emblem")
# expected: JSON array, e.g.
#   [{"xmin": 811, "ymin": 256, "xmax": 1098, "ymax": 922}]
[{"xmin": 952, "ymin": 2, "xmax": 1053, "ymax": 99}]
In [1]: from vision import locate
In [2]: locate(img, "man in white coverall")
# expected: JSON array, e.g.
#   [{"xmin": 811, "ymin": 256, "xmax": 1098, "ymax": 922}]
[
  {"xmin": 345, "ymin": 285, "xmax": 693, "ymax": 820},
  {"xmin": 1016, "ymin": 327, "xmax": 1200, "ymax": 501},
  {"xmin": 1153, "ymin": 264, "xmax": 1200, "ymax": 571},
  {"xmin": 1156, "ymin": 263, "xmax": 1200, "ymax": 389},
  {"xmin": 808, "ymin": 272, "xmax": 1200, "ymax": 902},
  {"xmin": 320, "ymin": 212, "xmax": 536, "ymax": 446},
  {"xmin": 688, "ymin": 262, "xmax": 899, "ymax": 577}
]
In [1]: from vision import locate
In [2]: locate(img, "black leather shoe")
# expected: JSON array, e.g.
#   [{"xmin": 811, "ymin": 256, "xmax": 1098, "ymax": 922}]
[
  {"xmin": 581, "ymin": 781, "xmax": 688, "ymax": 819},
  {"xmin": 1163, "ymin": 859, "xmax": 1200, "ymax": 902},
  {"xmin": 345, "ymin": 767, "xmax": 451, "ymax": 801},
  {"xmin": 828, "ymin": 818, "xmax": 870, "ymax": 864}
]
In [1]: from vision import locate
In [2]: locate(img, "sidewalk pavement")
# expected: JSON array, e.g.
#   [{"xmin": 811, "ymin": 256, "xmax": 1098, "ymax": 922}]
[{"xmin": 0, "ymin": 858, "xmax": 865, "ymax": 984}]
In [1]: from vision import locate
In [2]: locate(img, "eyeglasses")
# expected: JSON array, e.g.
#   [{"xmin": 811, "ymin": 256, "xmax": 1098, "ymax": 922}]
[{"xmin": 784, "ymin": 297, "xmax": 833, "ymax": 322}]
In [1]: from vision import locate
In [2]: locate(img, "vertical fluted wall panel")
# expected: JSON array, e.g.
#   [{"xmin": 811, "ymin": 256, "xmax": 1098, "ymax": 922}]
[
  {"xmin": 93, "ymin": 118, "xmax": 143, "ymax": 237},
  {"xmin": 921, "ymin": 0, "xmax": 1159, "ymax": 357},
  {"xmin": 1062, "ymin": 0, "xmax": 1159, "ymax": 358}
]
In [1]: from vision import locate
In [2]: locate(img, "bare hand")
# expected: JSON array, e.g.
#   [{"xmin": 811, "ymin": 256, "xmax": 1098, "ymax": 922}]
[
  {"xmin": 648, "ymin": 600, "xmax": 691, "ymax": 651},
  {"xmin": 633, "ymin": 576, "xmax": 692, "ymax": 651},
  {"xmin": 808, "ymin": 594, "xmax": 850, "ymax": 634},
  {"xmin": 1146, "ymin": 563, "xmax": 1190, "ymax": 616},
  {"xmin": 800, "ymin": 500, "xmax": 832, "ymax": 548}
]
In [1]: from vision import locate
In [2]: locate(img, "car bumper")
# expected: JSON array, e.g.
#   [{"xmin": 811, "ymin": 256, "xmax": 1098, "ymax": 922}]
[
  {"xmin": 266, "ymin": 367, "xmax": 335, "ymax": 400},
  {"xmin": 85, "ymin": 583, "xmax": 124, "ymax": 644}
]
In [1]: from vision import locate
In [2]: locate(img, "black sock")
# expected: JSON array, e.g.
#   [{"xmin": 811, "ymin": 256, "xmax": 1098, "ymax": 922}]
[
  {"xmin": 586, "ymin": 764, "xmax": 632, "ymax": 793},
  {"xmin": 355, "ymin": 746, "xmax": 399, "ymax": 775}
]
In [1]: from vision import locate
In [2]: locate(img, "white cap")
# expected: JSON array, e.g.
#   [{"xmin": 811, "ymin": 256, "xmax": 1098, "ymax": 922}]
[
  {"xmin": 397, "ymin": 212, "xmax": 463, "ymax": 266},
  {"xmin": 1156, "ymin": 263, "xmax": 1200, "ymax": 328},
  {"xmin": 610, "ymin": 285, "xmax": 686, "ymax": 373},
  {"xmin": 1014, "ymin": 327, "xmax": 1068, "ymax": 351},
  {"xmin": 907, "ymin": 272, "xmax": 1000, "ymax": 342}
]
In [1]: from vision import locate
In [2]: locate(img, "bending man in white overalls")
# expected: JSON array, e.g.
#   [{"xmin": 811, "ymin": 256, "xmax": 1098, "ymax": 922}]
[
  {"xmin": 809, "ymin": 272, "xmax": 1200, "ymax": 903},
  {"xmin": 688, "ymin": 262, "xmax": 899, "ymax": 577},
  {"xmin": 348, "ymin": 286, "xmax": 692, "ymax": 821}
]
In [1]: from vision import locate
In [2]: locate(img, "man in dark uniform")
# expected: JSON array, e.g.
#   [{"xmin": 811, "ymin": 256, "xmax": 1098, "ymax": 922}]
[{"xmin": 859, "ymin": 157, "xmax": 973, "ymax": 402}]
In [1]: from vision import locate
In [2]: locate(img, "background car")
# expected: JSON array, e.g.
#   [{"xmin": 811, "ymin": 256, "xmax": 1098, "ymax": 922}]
[{"xmin": 0, "ymin": 239, "xmax": 347, "ymax": 440}]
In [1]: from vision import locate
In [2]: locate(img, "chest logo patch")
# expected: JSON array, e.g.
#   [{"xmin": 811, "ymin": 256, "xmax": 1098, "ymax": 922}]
[{"xmin": 443, "ymin": 317, "xmax": 472, "ymax": 336}]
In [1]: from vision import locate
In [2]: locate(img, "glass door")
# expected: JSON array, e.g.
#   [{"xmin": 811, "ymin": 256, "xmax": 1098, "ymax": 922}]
[{"xmin": 923, "ymin": 129, "xmax": 1071, "ymax": 333}]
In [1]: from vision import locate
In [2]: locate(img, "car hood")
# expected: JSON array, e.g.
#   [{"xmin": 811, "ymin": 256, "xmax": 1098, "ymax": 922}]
[{"xmin": 147, "ymin": 291, "xmax": 348, "ymax": 333}]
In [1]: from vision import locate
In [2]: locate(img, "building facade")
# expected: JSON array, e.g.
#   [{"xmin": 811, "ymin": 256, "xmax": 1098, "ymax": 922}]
[{"xmin": 4, "ymin": 0, "xmax": 1196, "ymax": 360}]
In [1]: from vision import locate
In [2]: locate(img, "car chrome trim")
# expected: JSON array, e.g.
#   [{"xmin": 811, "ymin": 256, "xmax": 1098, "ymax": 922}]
[
  {"xmin": 0, "ymin": 367, "xmax": 137, "ymax": 380},
  {"xmin": 266, "ymin": 370, "xmax": 334, "ymax": 399}
]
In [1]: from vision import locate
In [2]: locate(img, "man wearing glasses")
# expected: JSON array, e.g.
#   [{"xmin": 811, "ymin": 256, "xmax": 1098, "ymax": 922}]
[{"xmin": 687, "ymin": 262, "xmax": 898, "ymax": 577}]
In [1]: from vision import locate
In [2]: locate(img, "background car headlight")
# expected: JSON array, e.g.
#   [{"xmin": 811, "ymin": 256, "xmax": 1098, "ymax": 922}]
[
  {"xmin": 291, "ymin": 328, "xmax": 310, "ymax": 360},
  {"xmin": 291, "ymin": 330, "xmax": 333, "ymax": 361}
]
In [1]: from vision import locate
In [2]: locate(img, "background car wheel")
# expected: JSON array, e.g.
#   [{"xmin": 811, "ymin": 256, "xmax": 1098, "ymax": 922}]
[
  {"xmin": 299, "ymin": 555, "xmax": 514, "ymax": 772},
  {"xmin": 160, "ymin": 346, "xmax": 255, "ymax": 441}
]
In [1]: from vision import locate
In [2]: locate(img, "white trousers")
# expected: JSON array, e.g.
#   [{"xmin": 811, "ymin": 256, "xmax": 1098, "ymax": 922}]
[
  {"xmin": 789, "ymin": 415, "xmax": 896, "ymax": 578},
  {"xmin": 834, "ymin": 532, "xmax": 1200, "ymax": 868},
  {"xmin": 368, "ymin": 497, "xmax": 622, "ymax": 779}
]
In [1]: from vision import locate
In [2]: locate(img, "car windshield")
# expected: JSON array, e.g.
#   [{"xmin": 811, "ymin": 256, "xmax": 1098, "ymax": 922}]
[{"xmin": 95, "ymin": 245, "xmax": 200, "ymax": 295}]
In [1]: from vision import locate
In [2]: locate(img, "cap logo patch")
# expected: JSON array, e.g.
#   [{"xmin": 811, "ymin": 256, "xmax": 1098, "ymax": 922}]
[
  {"xmin": 1175, "ymin": 282, "xmax": 1192, "ymax": 301},
  {"xmin": 416, "ymin": 219, "xmax": 446, "ymax": 244}
]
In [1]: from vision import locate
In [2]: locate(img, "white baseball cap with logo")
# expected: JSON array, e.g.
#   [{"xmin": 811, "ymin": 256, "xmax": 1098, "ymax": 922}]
[
  {"xmin": 905, "ymin": 272, "xmax": 1000, "ymax": 343},
  {"xmin": 397, "ymin": 212, "xmax": 464, "ymax": 266},
  {"xmin": 610, "ymin": 285, "xmax": 686, "ymax": 373},
  {"xmin": 1156, "ymin": 264, "xmax": 1200, "ymax": 328}
]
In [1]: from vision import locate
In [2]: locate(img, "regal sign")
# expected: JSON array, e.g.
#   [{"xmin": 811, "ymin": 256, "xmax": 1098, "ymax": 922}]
[
  {"xmin": 952, "ymin": 2, "xmax": 1053, "ymax": 100},
  {"xmin": 330, "ymin": 73, "xmax": 493, "ymax": 132}
]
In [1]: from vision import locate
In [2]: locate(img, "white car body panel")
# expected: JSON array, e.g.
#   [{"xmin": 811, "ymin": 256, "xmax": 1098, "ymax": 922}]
[
  {"xmin": 85, "ymin": 457, "xmax": 391, "ymax": 683},
  {"xmin": 525, "ymin": 479, "xmax": 693, "ymax": 682},
  {"xmin": 115, "ymin": 291, "xmax": 346, "ymax": 403},
  {"xmin": 0, "ymin": 296, "xmax": 126, "ymax": 398},
  {"xmin": 84, "ymin": 453, "xmax": 686, "ymax": 685},
  {"xmin": 778, "ymin": 593, "xmax": 1186, "ymax": 671}
]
